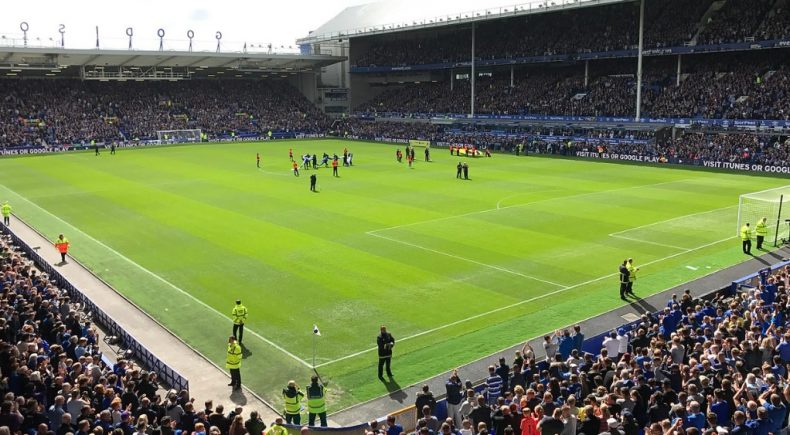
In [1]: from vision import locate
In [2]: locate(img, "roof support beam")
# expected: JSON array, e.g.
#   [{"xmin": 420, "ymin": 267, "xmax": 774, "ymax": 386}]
[
  {"xmin": 154, "ymin": 55, "xmax": 177, "ymax": 66},
  {"xmin": 82, "ymin": 54, "xmax": 101, "ymax": 65},
  {"xmin": 120, "ymin": 55, "xmax": 141, "ymax": 66},
  {"xmin": 186, "ymin": 56, "xmax": 213, "ymax": 67}
]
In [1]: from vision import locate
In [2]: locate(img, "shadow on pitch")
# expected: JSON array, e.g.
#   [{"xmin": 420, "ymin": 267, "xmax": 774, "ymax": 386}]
[
  {"xmin": 230, "ymin": 388, "xmax": 247, "ymax": 406},
  {"xmin": 381, "ymin": 378, "xmax": 407, "ymax": 403},
  {"xmin": 241, "ymin": 343, "xmax": 252, "ymax": 359},
  {"xmin": 625, "ymin": 294, "xmax": 658, "ymax": 314}
]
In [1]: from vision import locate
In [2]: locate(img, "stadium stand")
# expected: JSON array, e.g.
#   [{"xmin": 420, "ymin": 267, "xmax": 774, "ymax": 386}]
[
  {"xmin": 350, "ymin": 0, "xmax": 790, "ymax": 68},
  {"xmin": 3, "ymin": 0, "xmax": 790, "ymax": 432},
  {"xmin": 0, "ymin": 80, "xmax": 329, "ymax": 148},
  {"xmin": 355, "ymin": 52, "xmax": 790, "ymax": 120}
]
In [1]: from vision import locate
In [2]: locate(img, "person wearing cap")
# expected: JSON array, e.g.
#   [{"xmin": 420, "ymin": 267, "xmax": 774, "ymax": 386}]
[
  {"xmin": 231, "ymin": 300, "xmax": 248, "ymax": 344},
  {"xmin": 306, "ymin": 375, "xmax": 327, "ymax": 427},
  {"xmin": 226, "ymin": 336, "xmax": 242, "ymax": 390},
  {"xmin": 266, "ymin": 417, "xmax": 287, "ymax": 435},
  {"xmin": 1, "ymin": 201, "xmax": 11, "ymax": 226},
  {"xmin": 282, "ymin": 380, "xmax": 305, "ymax": 425}
]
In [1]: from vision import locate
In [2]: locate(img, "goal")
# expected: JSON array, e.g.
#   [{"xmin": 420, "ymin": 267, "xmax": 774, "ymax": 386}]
[
  {"xmin": 156, "ymin": 129, "xmax": 202, "ymax": 144},
  {"xmin": 737, "ymin": 186, "xmax": 790, "ymax": 247}
]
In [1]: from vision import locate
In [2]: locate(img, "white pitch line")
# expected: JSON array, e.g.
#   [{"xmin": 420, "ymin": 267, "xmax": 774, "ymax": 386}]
[
  {"xmin": 366, "ymin": 231, "xmax": 569, "ymax": 289},
  {"xmin": 609, "ymin": 205, "xmax": 736, "ymax": 237},
  {"xmin": 608, "ymin": 234, "xmax": 691, "ymax": 251},
  {"xmin": 370, "ymin": 178, "xmax": 695, "ymax": 235},
  {"xmin": 0, "ymin": 183, "xmax": 313, "ymax": 368},
  {"xmin": 315, "ymin": 233, "xmax": 735, "ymax": 368}
]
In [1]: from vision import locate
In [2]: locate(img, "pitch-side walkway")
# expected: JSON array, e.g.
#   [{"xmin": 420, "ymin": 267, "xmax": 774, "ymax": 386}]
[
  {"xmin": 8, "ymin": 215, "xmax": 281, "ymax": 423},
  {"xmin": 329, "ymin": 246, "xmax": 790, "ymax": 425}
]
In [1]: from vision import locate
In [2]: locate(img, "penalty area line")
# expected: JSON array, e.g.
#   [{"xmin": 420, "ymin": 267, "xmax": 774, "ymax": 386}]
[
  {"xmin": 608, "ymin": 234, "xmax": 691, "ymax": 251},
  {"xmin": 0, "ymin": 183, "xmax": 313, "ymax": 368},
  {"xmin": 365, "ymin": 231, "xmax": 570, "ymax": 289},
  {"xmin": 316, "ymin": 233, "xmax": 735, "ymax": 368}
]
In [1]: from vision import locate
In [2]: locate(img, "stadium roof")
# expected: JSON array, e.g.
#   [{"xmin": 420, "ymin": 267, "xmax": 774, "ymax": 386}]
[
  {"xmin": 298, "ymin": 0, "xmax": 632, "ymax": 44},
  {"xmin": 0, "ymin": 47, "xmax": 344, "ymax": 79}
]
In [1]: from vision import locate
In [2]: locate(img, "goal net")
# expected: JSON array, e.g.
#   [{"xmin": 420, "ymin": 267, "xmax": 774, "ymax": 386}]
[
  {"xmin": 156, "ymin": 129, "xmax": 201, "ymax": 144},
  {"xmin": 737, "ymin": 186, "xmax": 790, "ymax": 247}
]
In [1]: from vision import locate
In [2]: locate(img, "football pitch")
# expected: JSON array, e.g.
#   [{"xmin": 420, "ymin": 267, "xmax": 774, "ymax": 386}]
[{"xmin": 0, "ymin": 139, "xmax": 787, "ymax": 410}]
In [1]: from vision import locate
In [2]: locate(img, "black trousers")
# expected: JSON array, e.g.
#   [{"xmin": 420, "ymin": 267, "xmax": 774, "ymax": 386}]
[
  {"xmin": 3, "ymin": 216, "xmax": 8, "ymax": 225},
  {"xmin": 743, "ymin": 239, "xmax": 752, "ymax": 254},
  {"xmin": 333, "ymin": 167, "xmax": 338, "ymax": 177},
  {"xmin": 378, "ymin": 356, "xmax": 392, "ymax": 378},
  {"xmin": 309, "ymin": 412, "xmax": 328, "ymax": 427},
  {"xmin": 233, "ymin": 324, "xmax": 244, "ymax": 343},
  {"xmin": 229, "ymin": 368, "xmax": 241, "ymax": 388},
  {"xmin": 285, "ymin": 413, "xmax": 301, "ymax": 425},
  {"xmin": 620, "ymin": 282, "xmax": 628, "ymax": 299},
  {"xmin": 627, "ymin": 281, "xmax": 634, "ymax": 294},
  {"xmin": 756, "ymin": 235, "xmax": 765, "ymax": 249},
  {"xmin": 60, "ymin": 252, "xmax": 67, "ymax": 263}
]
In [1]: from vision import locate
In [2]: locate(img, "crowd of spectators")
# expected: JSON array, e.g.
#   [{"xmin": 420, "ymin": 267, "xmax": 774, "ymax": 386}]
[
  {"xmin": 399, "ymin": 266, "xmax": 790, "ymax": 435},
  {"xmin": 0, "ymin": 80, "xmax": 329, "ymax": 148},
  {"xmin": 0, "ymin": 230, "xmax": 272, "ymax": 435},
  {"xmin": 336, "ymin": 115, "xmax": 790, "ymax": 169},
  {"xmin": 353, "ymin": 0, "xmax": 790, "ymax": 68},
  {"xmin": 357, "ymin": 56, "xmax": 790, "ymax": 121},
  {"xmin": 697, "ymin": 0, "xmax": 775, "ymax": 45}
]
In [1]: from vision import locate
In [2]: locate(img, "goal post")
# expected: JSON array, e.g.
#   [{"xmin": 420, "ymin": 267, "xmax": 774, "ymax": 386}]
[
  {"xmin": 156, "ymin": 129, "xmax": 202, "ymax": 144},
  {"xmin": 737, "ymin": 186, "xmax": 790, "ymax": 247}
]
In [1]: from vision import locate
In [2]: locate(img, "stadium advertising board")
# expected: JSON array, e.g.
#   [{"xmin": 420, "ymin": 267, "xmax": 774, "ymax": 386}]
[
  {"xmin": 359, "ymin": 113, "xmax": 790, "ymax": 129},
  {"xmin": 575, "ymin": 151, "xmax": 790, "ymax": 174}
]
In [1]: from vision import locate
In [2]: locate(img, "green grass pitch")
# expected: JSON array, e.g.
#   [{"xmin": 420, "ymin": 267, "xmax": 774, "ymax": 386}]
[{"xmin": 0, "ymin": 139, "xmax": 786, "ymax": 411}]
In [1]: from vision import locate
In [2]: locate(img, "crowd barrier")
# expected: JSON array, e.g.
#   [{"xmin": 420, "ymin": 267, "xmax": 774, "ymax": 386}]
[{"xmin": 1, "ymin": 223, "xmax": 190, "ymax": 393}]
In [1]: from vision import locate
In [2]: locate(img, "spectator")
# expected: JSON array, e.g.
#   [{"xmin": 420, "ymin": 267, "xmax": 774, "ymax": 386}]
[{"xmin": 415, "ymin": 385, "xmax": 437, "ymax": 415}]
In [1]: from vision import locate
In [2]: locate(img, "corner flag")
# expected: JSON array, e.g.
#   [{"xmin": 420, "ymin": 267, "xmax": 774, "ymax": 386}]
[{"xmin": 313, "ymin": 325, "xmax": 321, "ymax": 336}]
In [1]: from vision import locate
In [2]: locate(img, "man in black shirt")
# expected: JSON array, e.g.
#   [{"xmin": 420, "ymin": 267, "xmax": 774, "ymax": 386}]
[
  {"xmin": 377, "ymin": 325, "xmax": 395, "ymax": 379},
  {"xmin": 538, "ymin": 409, "xmax": 565, "ymax": 435},
  {"xmin": 619, "ymin": 260, "xmax": 630, "ymax": 300}
]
